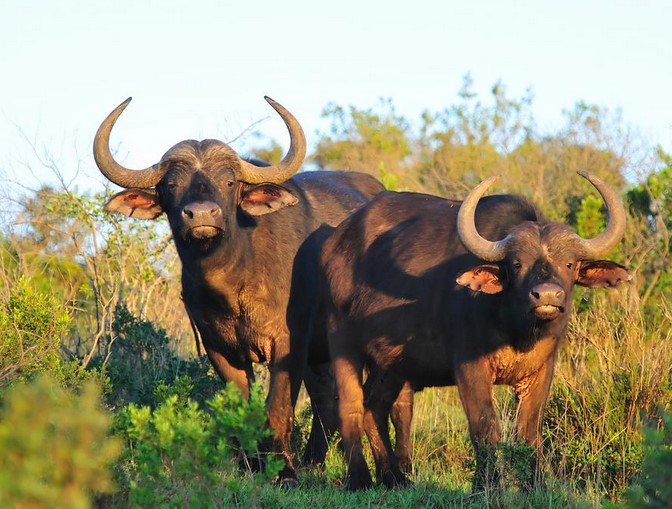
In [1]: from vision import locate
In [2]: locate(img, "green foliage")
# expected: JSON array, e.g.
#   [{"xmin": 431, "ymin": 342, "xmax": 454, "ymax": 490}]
[
  {"xmin": 115, "ymin": 383, "xmax": 282, "ymax": 508},
  {"xmin": 3, "ymin": 79, "xmax": 672, "ymax": 507},
  {"xmin": 208, "ymin": 382, "xmax": 280, "ymax": 470},
  {"xmin": 575, "ymin": 194, "xmax": 608, "ymax": 240},
  {"xmin": 0, "ymin": 375, "xmax": 122, "ymax": 509},
  {"xmin": 248, "ymin": 138, "xmax": 284, "ymax": 165},
  {"xmin": 626, "ymin": 152, "xmax": 672, "ymax": 300},
  {"xmin": 313, "ymin": 98, "xmax": 411, "ymax": 184},
  {"xmin": 544, "ymin": 294, "xmax": 671, "ymax": 501},
  {"xmin": 0, "ymin": 276, "xmax": 70, "ymax": 386},
  {"xmin": 624, "ymin": 411, "xmax": 672, "ymax": 508},
  {"xmin": 90, "ymin": 304, "xmax": 220, "ymax": 409},
  {"xmin": 377, "ymin": 162, "xmax": 400, "ymax": 191}
]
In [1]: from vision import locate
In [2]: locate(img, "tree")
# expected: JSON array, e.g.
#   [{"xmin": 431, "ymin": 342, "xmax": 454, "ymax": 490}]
[{"xmin": 313, "ymin": 98, "xmax": 412, "ymax": 189}]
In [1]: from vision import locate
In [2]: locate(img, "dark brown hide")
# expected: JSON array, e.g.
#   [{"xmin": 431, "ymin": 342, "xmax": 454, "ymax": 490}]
[
  {"xmin": 95, "ymin": 99, "xmax": 386, "ymax": 485},
  {"xmin": 322, "ymin": 179, "xmax": 630, "ymax": 490}
]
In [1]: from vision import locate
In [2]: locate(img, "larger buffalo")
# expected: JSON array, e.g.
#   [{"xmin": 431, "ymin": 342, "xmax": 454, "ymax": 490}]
[
  {"xmin": 321, "ymin": 172, "xmax": 631, "ymax": 490},
  {"xmin": 94, "ymin": 97, "xmax": 385, "ymax": 485}
]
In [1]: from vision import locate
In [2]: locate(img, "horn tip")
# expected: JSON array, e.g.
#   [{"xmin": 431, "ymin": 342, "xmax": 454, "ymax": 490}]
[
  {"xmin": 576, "ymin": 170, "xmax": 603, "ymax": 185},
  {"xmin": 480, "ymin": 174, "xmax": 501, "ymax": 187}
]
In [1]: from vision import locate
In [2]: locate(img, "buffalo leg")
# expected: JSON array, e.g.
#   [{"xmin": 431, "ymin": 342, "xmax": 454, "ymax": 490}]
[
  {"xmin": 456, "ymin": 360, "xmax": 501, "ymax": 492},
  {"xmin": 202, "ymin": 342, "xmax": 252, "ymax": 396},
  {"xmin": 363, "ymin": 370, "xmax": 409, "ymax": 488},
  {"xmin": 266, "ymin": 340, "xmax": 302, "ymax": 486},
  {"xmin": 332, "ymin": 351, "xmax": 372, "ymax": 490},
  {"xmin": 515, "ymin": 360, "xmax": 556, "ymax": 487},
  {"xmin": 390, "ymin": 381, "xmax": 414, "ymax": 475},
  {"xmin": 302, "ymin": 361, "xmax": 339, "ymax": 467},
  {"xmin": 202, "ymin": 342, "xmax": 265, "ymax": 471}
]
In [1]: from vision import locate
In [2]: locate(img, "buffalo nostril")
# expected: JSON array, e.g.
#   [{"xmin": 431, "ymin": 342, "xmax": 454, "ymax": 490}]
[
  {"xmin": 182, "ymin": 207, "xmax": 194, "ymax": 219},
  {"xmin": 531, "ymin": 284, "xmax": 565, "ymax": 305},
  {"xmin": 209, "ymin": 206, "xmax": 221, "ymax": 217}
]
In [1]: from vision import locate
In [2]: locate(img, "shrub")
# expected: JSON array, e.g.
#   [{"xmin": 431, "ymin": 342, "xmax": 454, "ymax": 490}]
[
  {"xmin": 0, "ymin": 375, "xmax": 122, "ymax": 509},
  {"xmin": 0, "ymin": 277, "xmax": 70, "ymax": 386},
  {"xmin": 90, "ymin": 304, "xmax": 220, "ymax": 409},
  {"xmin": 624, "ymin": 410, "xmax": 672, "ymax": 508},
  {"xmin": 115, "ymin": 382, "xmax": 282, "ymax": 508}
]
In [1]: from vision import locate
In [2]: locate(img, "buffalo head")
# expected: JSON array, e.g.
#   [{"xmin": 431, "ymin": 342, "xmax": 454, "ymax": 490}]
[
  {"xmin": 94, "ymin": 97, "xmax": 306, "ymax": 250},
  {"xmin": 456, "ymin": 171, "xmax": 631, "ymax": 331}
]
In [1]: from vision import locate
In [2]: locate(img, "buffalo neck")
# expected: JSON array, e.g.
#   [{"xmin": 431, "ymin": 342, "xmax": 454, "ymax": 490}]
[{"xmin": 177, "ymin": 226, "xmax": 252, "ymax": 300}]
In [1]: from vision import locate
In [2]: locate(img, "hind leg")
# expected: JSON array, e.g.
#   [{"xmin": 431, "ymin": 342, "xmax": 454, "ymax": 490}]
[
  {"xmin": 363, "ymin": 370, "xmax": 409, "ymax": 488},
  {"xmin": 333, "ymin": 352, "xmax": 372, "ymax": 490},
  {"xmin": 390, "ymin": 381, "xmax": 414, "ymax": 475},
  {"xmin": 302, "ymin": 361, "xmax": 339, "ymax": 467}
]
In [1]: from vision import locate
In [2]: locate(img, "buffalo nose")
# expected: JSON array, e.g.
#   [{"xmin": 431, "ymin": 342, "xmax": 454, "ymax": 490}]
[
  {"xmin": 182, "ymin": 201, "xmax": 222, "ymax": 221},
  {"xmin": 530, "ymin": 283, "xmax": 565, "ymax": 306}
]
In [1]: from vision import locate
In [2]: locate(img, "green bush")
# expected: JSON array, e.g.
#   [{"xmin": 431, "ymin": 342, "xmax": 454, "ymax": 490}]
[
  {"xmin": 0, "ymin": 375, "xmax": 122, "ymax": 509},
  {"xmin": 91, "ymin": 305, "xmax": 220, "ymax": 409},
  {"xmin": 0, "ymin": 277, "xmax": 70, "ymax": 386},
  {"xmin": 115, "ymin": 382, "xmax": 283, "ymax": 508},
  {"xmin": 624, "ymin": 411, "xmax": 672, "ymax": 508}
]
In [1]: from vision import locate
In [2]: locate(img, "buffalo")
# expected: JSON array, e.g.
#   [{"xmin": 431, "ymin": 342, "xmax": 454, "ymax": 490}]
[
  {"xmin": 94, "ymin": 97, "xmax": 386, "ymax": 485},
  {"xmin": 321, "ymin": 171, "xmax": 631, "ymax": 490}
]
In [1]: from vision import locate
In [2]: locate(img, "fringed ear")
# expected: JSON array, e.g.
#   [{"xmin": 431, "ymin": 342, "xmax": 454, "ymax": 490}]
[
  {"xmin": 456, "ymin": 264, "xmax": 504, "ymax": 294},
  {"xmin": 104, "ymin": 189, "xmax": 163, "ymax": 219},
  {"xmin": 577, "ymin": 260, "xmax": 632, "ymax": 288},
  {"xmin": 240, "ymin": 183, "xmax": 299, "ymax": 216}
]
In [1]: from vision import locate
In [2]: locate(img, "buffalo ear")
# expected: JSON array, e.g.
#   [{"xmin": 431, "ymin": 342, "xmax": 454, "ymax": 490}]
[
  {"xmin": 104, "ymin": 189, "xmax": 163, "ymax": 219},
  {"xmin": 240, "ymin": 183, "xmax": 299, "ymax": 216},
  {"xmin": 577, "ymin": 260, "xmax": 632, "ymax": 288},
  {"xmin": 456, "ymin": 264, "xmax": 504, "ymax": 294}
]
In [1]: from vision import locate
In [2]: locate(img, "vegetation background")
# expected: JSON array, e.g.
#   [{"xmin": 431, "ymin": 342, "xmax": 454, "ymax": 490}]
[{"xmin": 1, "ymin": 79, "xmax": 670, "ymax": 508}]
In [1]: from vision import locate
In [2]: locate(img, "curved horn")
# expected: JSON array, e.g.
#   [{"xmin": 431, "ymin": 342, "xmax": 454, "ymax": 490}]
[
  {"xmin": 457, "ymin": 175, "xmax": 511, "ymax": 261},
  {"xmin": 575, "ymin": 170, "xmax": 627, "ymax": 258},
  {"xmin": 237, "ymin": 97, "xmax": 306, "ymax": 184},
  {"xmin": 93, "ymin": 97, "xmax": 167, "ymax": 189}
]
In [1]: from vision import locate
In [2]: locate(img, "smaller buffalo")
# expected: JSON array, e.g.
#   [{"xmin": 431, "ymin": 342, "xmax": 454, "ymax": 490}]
[{"xmin": 321, "ymin": 171, "xmax": 631, "ymax": 490}]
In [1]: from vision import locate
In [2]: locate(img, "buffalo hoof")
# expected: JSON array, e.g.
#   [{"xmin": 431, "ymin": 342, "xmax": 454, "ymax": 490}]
[
  {"xmin": 345, "ymin": 466, "xmax": 374, "ymax": 491},
  {"xmin": 274, "ymin": 464, "xmax": 298, "ymax": 490},
  {"xmin": 277, "ymin": 477, "xmax": 299, "ymax": 490},
  {"xmin": 380, "ymin": 470, "xmax": 410, "ymax": 489},
  {"xmin": 346, "ymin": 476, "xmax": 373, "ymax": 491},
  {"xmin": 396, "ymin": 455, "xmax": 413, "ymax": 476}
]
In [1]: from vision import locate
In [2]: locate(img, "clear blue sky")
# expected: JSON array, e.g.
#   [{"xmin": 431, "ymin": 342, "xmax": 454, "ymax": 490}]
[{"xmin": 1, "ymin": 0, "xmax": 670, "ymax": 192}]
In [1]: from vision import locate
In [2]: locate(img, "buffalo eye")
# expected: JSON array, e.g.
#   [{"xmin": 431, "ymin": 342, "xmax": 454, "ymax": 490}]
[
  {"xmin": 566, "ymin": 262, "xmax": 574, "ymax": 270},
  {"xmin": 226, "ymin": 180, "xmax": 235, "ymax": 188},
  {"xmin": 512, "ymin": 261, "xmax": 522, "ymax": 272},
  {"xmin": 166, "ymin": 181, "xmax": 177, "ymax": 191}
]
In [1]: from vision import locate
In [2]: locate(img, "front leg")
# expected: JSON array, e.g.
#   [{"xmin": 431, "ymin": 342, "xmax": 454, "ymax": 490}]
[
  {"xmin": 266, "ymin": 339, "xmax": 302, "ymax": 487},
  {"xmin": 515, "ymin": 358, "xmax": 556, "ymax": 487},
  {"xmin": 202, "ymin": 340, "xmax": 252, "ymax": 397},
  {"xmin": 201, "ymin": 341, "xmax": 266, "ymax": 472},
  {"xmin": 455, "ymin": 358, "xmax": 500, "ymax": 492}
]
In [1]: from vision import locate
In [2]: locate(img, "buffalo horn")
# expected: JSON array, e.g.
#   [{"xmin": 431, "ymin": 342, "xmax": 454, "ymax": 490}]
[
  {"xmin": 93, "ymin": 97, "xmax": 168, "ymax": 189},
  {"xmin": 574, "ymin": 170, "xmax": 627, "ymax": 258},
  {"xmin": 457, "ymin": 175, "xmax": 511, "ymax": 261},
  {"xmin": 237, "ymin": 97, "xmax": 307, "ymax": 184}
]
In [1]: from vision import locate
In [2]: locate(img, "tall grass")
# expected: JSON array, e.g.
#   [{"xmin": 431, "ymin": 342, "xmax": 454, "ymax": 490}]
[
  {"xmin": 544, "ymin": 287, "xmax": 671, "ymax": 501},
  {"xmin": 386, "ymin": 284, "xmax": 672, "ymax": 506}
]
